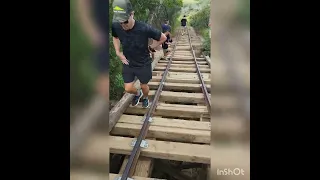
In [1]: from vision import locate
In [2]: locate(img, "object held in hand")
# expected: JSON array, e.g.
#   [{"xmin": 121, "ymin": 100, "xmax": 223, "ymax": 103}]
[{"xmin": 148, "ymin": 45, "xmax": 156, "ymax": 52}]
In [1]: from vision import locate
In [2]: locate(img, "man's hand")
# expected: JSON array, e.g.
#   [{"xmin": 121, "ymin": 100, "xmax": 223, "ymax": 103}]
[
  {"xmin": 149, "ymin": 33, "xmax": 167, "ymax": 51},
  {"xmin": 116, "ymin": 51, "xmax": 129, "ymax": 65}
]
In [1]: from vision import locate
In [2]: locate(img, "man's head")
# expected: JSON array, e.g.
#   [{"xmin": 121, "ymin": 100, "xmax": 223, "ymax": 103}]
[
  {"xmin": 112, "ymin": 0, "xmax": 135, "ymax": 30},
  {"xmin": 164, "ymin": 19, "xmax": 169, "ymax": 24}
]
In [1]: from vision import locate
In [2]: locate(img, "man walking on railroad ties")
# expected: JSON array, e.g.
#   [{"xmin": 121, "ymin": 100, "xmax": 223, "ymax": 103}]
[
  {"xmin": 112, "ymin": 0, "xmax": 167, "ymax": 108},
  {"xmin": 181, "ymin": 15, "xmax": 187, "ymax": 35},
  {"xmin": 161, "ymin": 19, "xmax": 172, "ymax": 59}
]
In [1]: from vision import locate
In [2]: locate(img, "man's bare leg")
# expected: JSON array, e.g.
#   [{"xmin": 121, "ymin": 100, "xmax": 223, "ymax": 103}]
[
  {"xmin": 124, "ymin": 82, "xmax": 138, "ymax": 94},
  {"xmin": 140, "ymin": 83, "xmax": 150, "ymax": 108},
  {"xmin": 124, "ymin": 82, "xmax": 143, "ymax": 106},
  {"xmin": 140, "ymin": 83, "xmax": 149, "ymax": 98}
]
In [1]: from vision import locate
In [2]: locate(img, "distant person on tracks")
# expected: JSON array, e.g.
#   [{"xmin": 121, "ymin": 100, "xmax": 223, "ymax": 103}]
[
  {"xmin": 161, "ymin": 19, "xmax": 172, "ymax": 43},
  {"xmin": 112, "ymin": 0, "xmax": 167, "ymax": 108},
  {"xmin": 181, "ymin": 15, "xmax": 187, "ymax": 35},
  {"xmin": 76, "ymin": 0, "xmax": 110, "ymax": 101},
  {"xmin": 161, "ymin": 19, "xmax": 172, "ymax": 59}
]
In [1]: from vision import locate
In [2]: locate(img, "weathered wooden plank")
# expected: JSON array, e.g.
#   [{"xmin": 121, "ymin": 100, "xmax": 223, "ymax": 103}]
[
  {"xmin": 148, "ymin": 92, "xmax": 236, "ymax": 110},
  {"xmin": 125, "ymin": 103, "xmax": 208, "ymax": 119},
  {"xmin": 150, "ymin": 73, "xmax": 249, "ymax": 91},
  {"xmin": 150, "ymin": 90, "xmax": 210, "ymax": 103},
  {"xmin": 115, "ymin": 114, "xmax": 245, "ymax": 140},
  {"xmin": 112, "ymin": 119, "xmax": 210, "ymax": 143},
  {"xmin": 152, "ymin": 71, "xmax": 211, "ymax": 78},
  {"xmin": 119, "ymin": 156, "xmax": 153, "ymax": 177},
  {"xmin": 79, "ymin": 135, "xmax": 211, "ymax": 164},
  {"xmin": 156, "ymin": 63, "xmax": 209, "ymax": 68},
  {"xmin": 151, "ymin": 76, "xmax": 210, "ymax": 84},
  {"xmin": 167, "ymin": 73, "xmax": 211, "ymax": 79},
  {"xmin": 171, "ymin": 57, "xmax": 206, "ymax": 61},
  {"xmin": 158, "ymin": 60, "xmax": 208, "ymax": 64},
  {"xmin": 154, "ymin": 66, "xmax": 211, "ymax": 73},
  {"xmin": 148, "ymin": 82, "xmax": 211, "ymax": 93},
  {"xmin": 174, "ymin": 46, "xmax": 191, "ymax": 50},
  {"xmin": 117, "ymin": 115, "xmax": 210, "ymax": 131}
]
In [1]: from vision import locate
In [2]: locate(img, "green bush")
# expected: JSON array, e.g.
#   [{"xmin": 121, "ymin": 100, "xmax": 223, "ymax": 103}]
[
  {"xmin": 189, "ymin": 5, "xmax": 211, "ymax": 56},
  {"xmin": 236, "ymin": 0, "xmax": 250, "ymax": 27},
  {"xmin": 189, "ymin": 5, "xmax": 210, "ymax": 30}
]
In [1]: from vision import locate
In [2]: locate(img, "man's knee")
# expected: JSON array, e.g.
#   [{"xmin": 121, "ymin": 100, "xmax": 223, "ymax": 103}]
[
  {"xmin": 140, "ymin": 83, "xmax": 149, "ymax": 89},
  {"xmin": 124, "ymin": 83, "xmax": 135, "ymax": 93}
]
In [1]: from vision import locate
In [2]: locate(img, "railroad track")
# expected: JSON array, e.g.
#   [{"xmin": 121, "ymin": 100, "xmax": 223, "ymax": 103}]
[{"xmin": 70, "ymin": 26, "xmax": 248, "ymax": 180}]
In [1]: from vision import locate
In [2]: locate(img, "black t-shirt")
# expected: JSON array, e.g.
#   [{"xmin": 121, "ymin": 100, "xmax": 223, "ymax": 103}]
[
  {"xmin": 181, "ymin": 18, "xmax": 187, "ymax": 26},
  {"xmin": 112, "ymin": 21, "xmax": 162, "ymax": 68}
]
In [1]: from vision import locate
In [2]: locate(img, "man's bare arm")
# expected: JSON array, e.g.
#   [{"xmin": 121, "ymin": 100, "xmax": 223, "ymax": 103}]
[
  {"xmin": 112, "ymin": 37, "xmax": 121, "ymax": 54},
  {"xmin": 112, "ymin": 36, "xmax": 128, "ymax": 64},
  {"xmin": 150, "ymin": 33, "xmax": 167, "ymax": 49}
]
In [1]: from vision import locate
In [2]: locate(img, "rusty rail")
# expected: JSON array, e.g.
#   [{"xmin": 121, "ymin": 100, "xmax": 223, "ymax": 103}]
[
  {"xmin": 120, "ymin": 30, "xmax": 182, "ymax": 180},
  {"xmin": 186, "ymin": 27, "xmax": 211, "ymax": 113}
]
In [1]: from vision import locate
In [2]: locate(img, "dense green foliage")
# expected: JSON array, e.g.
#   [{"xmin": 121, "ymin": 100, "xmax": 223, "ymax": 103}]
[
  {"xmin": 188, "ymin": 4, "xmax": 211, "ymax": 56},
  {"xmin": 70, "ymin": 0, "xmax": 183, "ymax": 107},
  {"xmin": 236, "ymin": 0, "xmax": 250, "ymax": 27},
  {"xmin": 189, "ymin": 6, "xmax": 210, "ymax": 31}
]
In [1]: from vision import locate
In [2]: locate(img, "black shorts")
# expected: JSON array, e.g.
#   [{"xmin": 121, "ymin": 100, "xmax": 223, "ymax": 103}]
[
  {"xmin": 162, "ymin": 43, "xmax": 168, "ymax": 50},
  {"xmin": 95, "ymin": 44, "xmax": 109, "ymax": 74},
  {"xmin": 122, "ymin": 64, "xmax": 152, "ymax": 84}
]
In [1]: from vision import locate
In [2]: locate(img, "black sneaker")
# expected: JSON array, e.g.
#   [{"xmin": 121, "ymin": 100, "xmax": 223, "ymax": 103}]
[
  {"xmin": 142, "ymin": 97, "xmax": 150, "ymax": 108},
  {"xmin": 132, "ymin": 89, "xmax": 143, "ymax": 106}
]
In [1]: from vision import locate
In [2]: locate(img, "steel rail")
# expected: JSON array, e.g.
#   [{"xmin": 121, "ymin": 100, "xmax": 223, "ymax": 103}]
[
  {"xmin": 186, "ymin": 27, "xmax": 212, "ymax": 112},
  {"xmin": 120, "ymin": 30, "xmax": 182, "ymax": 180}
]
